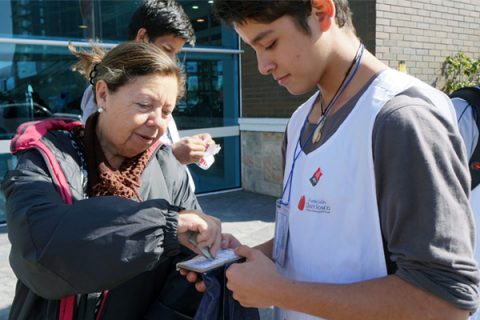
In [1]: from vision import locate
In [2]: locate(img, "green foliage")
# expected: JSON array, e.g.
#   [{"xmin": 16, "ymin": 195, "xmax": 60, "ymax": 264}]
[{"xmin": 442, "ymin": 52, "xmax": 480, "ymax": 94}]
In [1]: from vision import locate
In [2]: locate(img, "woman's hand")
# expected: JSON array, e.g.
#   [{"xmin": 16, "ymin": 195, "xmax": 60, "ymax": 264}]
[
  {"xmin": 177, "ymin": 210, "xmax": 222, "ymax": 257},
  {"xmin": 179, "ymin": 233, "xmax": 242, "ymax": 292}
]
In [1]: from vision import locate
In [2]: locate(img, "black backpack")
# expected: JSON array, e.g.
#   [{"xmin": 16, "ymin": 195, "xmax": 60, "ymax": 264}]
[{"xmin": 450, "ymin": 86, "xmax": 480, "ymax": 189}]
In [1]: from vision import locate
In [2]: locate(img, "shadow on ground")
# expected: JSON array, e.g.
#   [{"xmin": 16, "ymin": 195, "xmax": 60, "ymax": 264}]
[
  {"xmin": 197, "ymin": 190, "xmax": 276, "ymax": 223},
  {"xmin": 0, "ymin": 306, "xmax": 10, "ymax": 320}
]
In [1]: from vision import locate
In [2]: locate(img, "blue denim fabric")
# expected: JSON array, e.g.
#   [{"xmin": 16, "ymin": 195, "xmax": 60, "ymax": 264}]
[
  {"xmin": 144, "ymin": 250, "xmax": 203, "ymax": 320},
  {"xmin": 193, "ymin": 264, "xmax": 260, "ymax": 320}
]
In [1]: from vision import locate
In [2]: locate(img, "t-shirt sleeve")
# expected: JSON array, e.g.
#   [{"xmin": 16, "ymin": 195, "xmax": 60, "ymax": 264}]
[
  {"xmin": 80, "ymin": 85, "xmax": 96, "ymax": 124},
  {"xmin": 373, "ymin": 88, "xmax": 480, "ymax": 311},
  {"xmin": 452, "ymin": 97, "xmax": 479, "ymax": 159}
]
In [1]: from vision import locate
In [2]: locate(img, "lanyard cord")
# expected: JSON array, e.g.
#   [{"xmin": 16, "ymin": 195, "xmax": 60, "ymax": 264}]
[{"xmin": 280, "ymin": 43, "xmax": 365, "ymax": 205}]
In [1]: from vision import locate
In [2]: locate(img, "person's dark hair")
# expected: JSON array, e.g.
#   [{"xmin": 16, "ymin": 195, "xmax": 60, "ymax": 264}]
[
  {"xmin": 128, "ymin": 0, "xmax": 195, "ymax": 46},
  {"xmin": 213, "ymin": 0, "xmax": 353, "ymax": 34},
  {"xmin": 68, "ymin": 42, "xmax": 186, "ymax": 99}
]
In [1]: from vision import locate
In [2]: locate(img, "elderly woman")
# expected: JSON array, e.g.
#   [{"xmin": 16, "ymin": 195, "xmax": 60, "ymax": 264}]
[{"xmin": 2, "ymin": 42, "xmax": 221, "ymax": 319}]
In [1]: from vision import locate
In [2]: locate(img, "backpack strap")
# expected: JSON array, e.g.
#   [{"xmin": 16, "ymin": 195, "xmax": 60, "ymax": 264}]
[{"xmin": 450, "ymin": 86, "xmax": 480, "ymax": 189}]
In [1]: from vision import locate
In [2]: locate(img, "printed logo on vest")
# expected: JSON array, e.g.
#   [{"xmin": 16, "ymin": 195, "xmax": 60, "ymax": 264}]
[
  {"xmin": 305, "ymin": 198, "xmax": 331, "ymax": 214},
  {"xmin": 298, "ymin": 196, "xmax": 331, "ymax": 214},
  {"xmin": 297, "ymin": 195, "xmax": 306, "ymax": 211},
  {"xmin": 309, "ymin": 167, "xmax": 323, "ymax": 186}
]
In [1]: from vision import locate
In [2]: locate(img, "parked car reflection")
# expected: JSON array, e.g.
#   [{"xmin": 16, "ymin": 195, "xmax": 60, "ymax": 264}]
[
  {"xmin": 0, "ymin": 102, "xmax": 81, "ymax": 139},
  {"xmin": 0, "ymin": 102, "xmax": 81, "ymax": 224}
]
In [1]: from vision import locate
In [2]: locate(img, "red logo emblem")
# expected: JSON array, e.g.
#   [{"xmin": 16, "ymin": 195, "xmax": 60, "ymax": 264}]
[
  {"xmin": 298, "ymin": 195, "xmax": 306, "ymax": 211},
  {"xmin": 309, "ymin": 167, "xmax": 323, "ymax": 186}
]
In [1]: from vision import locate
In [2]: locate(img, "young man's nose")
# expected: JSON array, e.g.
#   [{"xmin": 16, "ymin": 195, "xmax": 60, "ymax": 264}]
[{"xmin": 257, "ymin": 53, "xmax": 275, "ymax": 75}]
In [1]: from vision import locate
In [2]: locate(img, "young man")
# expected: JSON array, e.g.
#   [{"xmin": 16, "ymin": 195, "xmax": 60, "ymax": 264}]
[
  {"xmin": 81, "ymin": 0, "xmax": 214, "ymax": 175},
  {"xmin": 212, "ymin": 0, "xmax": 479, "ymax": 319}
]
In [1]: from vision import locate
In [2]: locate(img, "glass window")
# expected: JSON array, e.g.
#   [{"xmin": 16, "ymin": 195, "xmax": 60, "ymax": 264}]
[
  {"xmin": 0, "ymin": 153, "xmax": 16, "ymax": 223},
  {"xmin": 0, "ymin": 1, "xmax": 237, "ymax": 48},
  {"xmin": 180, "ymin": 0, "xmax": 237, "ymax": 48},
  {"xmin": 0, "ymin": 43, "xmax": 84, "ymax": 138},
  {"xmin": 175, "ymin": 53, "xmax": 239, "ymax": 130},
  {"xmin": 0, "ymin": 1, "xmax": 136, "ymax": 42},
  {"xmin": 188, "ymin": 136, "xmax": 240, "ymax": 193}
]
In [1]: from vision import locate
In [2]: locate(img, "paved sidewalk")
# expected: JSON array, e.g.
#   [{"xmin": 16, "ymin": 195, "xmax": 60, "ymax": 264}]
[
  {"xmin": 0, "ymin": 190, "xmax": 276, "ymax": 319},
  {"xmin": 0, "ymin": 225, "xmax": 13, "ymax": 320}
]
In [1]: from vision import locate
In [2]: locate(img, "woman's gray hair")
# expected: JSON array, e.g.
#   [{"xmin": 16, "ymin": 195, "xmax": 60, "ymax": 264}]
[{"xmin": 69, "ymin": 41, "xmax": 185, "ymax": 101}]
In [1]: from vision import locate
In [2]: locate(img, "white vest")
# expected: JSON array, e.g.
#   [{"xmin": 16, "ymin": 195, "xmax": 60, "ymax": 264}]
[{"xmin": 277, "ymin": 69, "xmax": 455, "ymax": 320}]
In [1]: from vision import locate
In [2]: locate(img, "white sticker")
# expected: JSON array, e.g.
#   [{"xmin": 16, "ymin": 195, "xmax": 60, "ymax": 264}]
[{"xmin": 197, "ymin": 144, "xmax": 221, "ymax": 170}]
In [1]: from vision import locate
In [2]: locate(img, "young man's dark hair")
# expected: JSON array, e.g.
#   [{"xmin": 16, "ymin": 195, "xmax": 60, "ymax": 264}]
[
  {"xmin": 128, "ymin": 0, "xmax": 196, "ymax": 45},
  {"xmin": 213, "ymin": 0, "xmax": 353, "ymax": 34}
]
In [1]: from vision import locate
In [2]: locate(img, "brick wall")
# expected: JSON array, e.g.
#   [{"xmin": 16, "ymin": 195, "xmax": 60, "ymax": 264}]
[
  {"xmin": 241, "ymin": 42, "xmax": 312, "ymax": 118},
  {"xmin": 376, "ymin": 0, "xmax": 480, "ymax": 87},
  {"xmin": 351, "ymin": 0, "xmax": 377, "ymax": 55}
]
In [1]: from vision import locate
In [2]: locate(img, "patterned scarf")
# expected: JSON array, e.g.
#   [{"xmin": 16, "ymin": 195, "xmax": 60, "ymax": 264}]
[{"xmin": 79, "ymin": 113, "xmax": 150, "ymax": 201}]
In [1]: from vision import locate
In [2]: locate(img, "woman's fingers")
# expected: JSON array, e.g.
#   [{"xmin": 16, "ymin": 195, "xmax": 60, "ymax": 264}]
[{"xmin": 177, "ymin": 211, "xmax": 222, "ymax": 258}]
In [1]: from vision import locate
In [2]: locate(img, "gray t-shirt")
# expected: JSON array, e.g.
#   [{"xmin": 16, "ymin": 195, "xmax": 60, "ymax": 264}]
[{"xmin": 282, "ymin": 73, "xmax": 479, "ymax": 311}]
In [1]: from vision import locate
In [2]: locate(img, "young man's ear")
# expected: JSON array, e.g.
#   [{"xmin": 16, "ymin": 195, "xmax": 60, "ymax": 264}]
[
  {"xmin": 135, "ymin": 28, "xmax": 150, "ymax": 43},
  {"xmin": 95, "ymin": 80, "xmax": 108, "ymax": 110},
  {"xmin": 311, "ymin": 0, "xmax": 335, "ymax": 32}
]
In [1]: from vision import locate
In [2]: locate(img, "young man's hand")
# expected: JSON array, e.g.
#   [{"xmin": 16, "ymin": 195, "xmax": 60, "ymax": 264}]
[{"xmin": 226, "ymin": 245, "xmax": 284, "ymax": 308}]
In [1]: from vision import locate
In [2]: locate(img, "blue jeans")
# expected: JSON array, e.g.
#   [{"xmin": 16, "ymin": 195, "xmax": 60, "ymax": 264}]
[{"xmin": 193, "ymin": 264, "xmax": 260, "ymax": 320}]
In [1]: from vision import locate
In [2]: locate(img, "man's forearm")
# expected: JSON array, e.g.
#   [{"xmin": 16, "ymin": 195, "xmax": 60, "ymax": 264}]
[{"xmin": 271, "ymin": 274, "xmax": 469, "ymax": 320}]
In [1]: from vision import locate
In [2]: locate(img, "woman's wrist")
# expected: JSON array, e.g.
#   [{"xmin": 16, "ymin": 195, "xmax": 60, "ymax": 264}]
[{"xmin": 163, "ymin": 207, "xmax": 181, "ymax": 256}]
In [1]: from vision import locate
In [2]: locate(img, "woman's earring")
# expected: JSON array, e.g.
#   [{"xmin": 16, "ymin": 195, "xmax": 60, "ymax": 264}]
[{"xmin": 98, "ymin": 107, "xmax": 104, "ymax": 113}]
